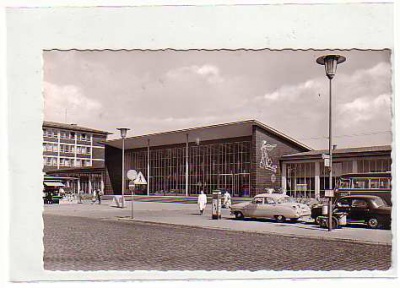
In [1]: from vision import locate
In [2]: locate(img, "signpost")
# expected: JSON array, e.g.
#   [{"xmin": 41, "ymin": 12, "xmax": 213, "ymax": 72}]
[{"xmin": 127, "ymin": 170, "xmax": 137, "ymax": 219}]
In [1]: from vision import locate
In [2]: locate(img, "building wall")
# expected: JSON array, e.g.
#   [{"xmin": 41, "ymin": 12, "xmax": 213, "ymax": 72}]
[
  {"xmin": 43, "ymin": 126, "xmax": 107, "ymax": 171},
  {"xmin": 104, "ymin": 145, "xmax": 122, "ymax": 195},
  {"xmin": 251, "ymin": 126, "xmax": 309, "ymax": 196}
]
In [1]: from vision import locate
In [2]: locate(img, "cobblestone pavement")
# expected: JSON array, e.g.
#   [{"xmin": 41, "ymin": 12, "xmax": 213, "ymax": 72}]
[{"xmin": 43, "ymin": 214, "xmax": 392, "ymax": 271}]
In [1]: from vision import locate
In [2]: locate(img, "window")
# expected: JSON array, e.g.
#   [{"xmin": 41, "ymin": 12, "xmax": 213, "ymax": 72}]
[
  {"xmin": 60, "ymin": 131, "xmax": 67, "ymax": 139},
  {"xmin": 253, "ymin": 198, "xmax": 263, "ymax": 204},
  {"xmin": 336, "ymin": 198, "xmax": 351, "ymax": 207},
  {"xmin": 84, "ymin": 160, "xmax": 91, "ymax": 167},
  {"xmin": 352, "ymin": 179, "xmax": 368, "ymax": 189},
  {"xmin": 339, "ymin": 179, "xmax": 351, "ymax": 188},
  {"xmin": 352, "ymin": 199, "xmax": 368, "ymax": 208},
  {"xmin": 75, "ymin": 159, "xmax": 82, "ymax": 167},
  {"xmin": 265, "ymin": 198, "xmax": 275, "ymax": 204}
]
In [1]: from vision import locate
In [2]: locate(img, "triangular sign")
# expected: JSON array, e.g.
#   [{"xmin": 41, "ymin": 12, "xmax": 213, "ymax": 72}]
[{"xmin": 134, "ymin": 172, "xmax": 147, "ymax": 185}]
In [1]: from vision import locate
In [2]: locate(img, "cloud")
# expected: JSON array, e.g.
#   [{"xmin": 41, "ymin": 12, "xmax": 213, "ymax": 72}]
[
  {"xmin": 166, "ymin": 64, "xmax": 224, "ymax": 84},
  {"xmin": 43, "ymin": 82, "xmax": 102, "ymax": 123}
]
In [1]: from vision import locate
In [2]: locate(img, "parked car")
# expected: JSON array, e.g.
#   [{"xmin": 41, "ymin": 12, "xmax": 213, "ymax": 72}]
[
  {"xmin": 311, "ymin": 195, "xmax": 391, "ymax": 229},
  {"xmin": 230, "ymin": 193, "xmax": 311, "ymax": 223}
]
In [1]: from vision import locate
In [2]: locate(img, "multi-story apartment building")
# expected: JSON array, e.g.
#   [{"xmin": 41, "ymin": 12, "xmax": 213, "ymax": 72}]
[
  {"xmin": 43, "ymin": 121, "xmax": 110, "ymax": 194},
  {"xmin": 43, "ymin": 121, "xmax": 109, "ymax": 171}
]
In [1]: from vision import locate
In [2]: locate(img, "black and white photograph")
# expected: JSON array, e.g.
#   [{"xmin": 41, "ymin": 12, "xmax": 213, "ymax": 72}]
[
  {"xmin": 42, "ymin": 48, "xmax": 392, "ymax": 271},
  {"xmin": 3, "ymin": 1, "xmax": 397, "ymax": 285}
]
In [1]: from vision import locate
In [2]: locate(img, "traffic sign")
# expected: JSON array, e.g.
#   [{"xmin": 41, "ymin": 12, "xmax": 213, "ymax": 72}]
[
  {"xmin": 134, "ymin": 171, "xmax": 147, "ymax": 185},
  {"xmin": 325, "ymin": 189, "xmax": 334, "ymax": 197},
  {"xmin": 127, "ymin": 170, "xmax": 138, "ymax": 180}
]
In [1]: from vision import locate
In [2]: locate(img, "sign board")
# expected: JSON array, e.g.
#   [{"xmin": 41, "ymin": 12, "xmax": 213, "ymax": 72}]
[
  {"xmin": 128, "ymin": 181, "xmax": 136, "ymax": 190},
  {"xmin": 127, "ymin": 170, "xmax": 138, "ymax": 180},
  {"xmin": 324, "ymin": 158, "xmax": 330, "ymax": 167},
  {"xmin": 325, "ymin": 189, "xmax": 334, "ymax": 197},
  {"xmin": 134, "ymin": 171, "xmax": 147, "ymax": 185}
]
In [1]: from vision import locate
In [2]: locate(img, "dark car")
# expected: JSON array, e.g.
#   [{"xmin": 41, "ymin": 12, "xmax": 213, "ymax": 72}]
[{"xmin": 311, "ymin": 195, "xmax": 391, "ymax": 229}]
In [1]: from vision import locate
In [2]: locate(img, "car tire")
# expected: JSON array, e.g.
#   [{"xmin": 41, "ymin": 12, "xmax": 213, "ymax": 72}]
[
  {"xmin": 367, "ymin": 217, "xmax": 381, "ymax": 229},
  {"xmin": 235, "ymin": 211, "xmax": 244, "ymax": 220},
  {"xmin": 315, "ymin": 217, "xmax": 321, "ymax": 225},
  {"xmin": 275, "ymin": 215, "xmax": 286, "ymax": 223}
]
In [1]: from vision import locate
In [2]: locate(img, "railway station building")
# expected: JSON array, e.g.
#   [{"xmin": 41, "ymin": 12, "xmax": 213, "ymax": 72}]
[{"xmin": 104, "ymin": 120, "xmax": 392, "ymax": 199}]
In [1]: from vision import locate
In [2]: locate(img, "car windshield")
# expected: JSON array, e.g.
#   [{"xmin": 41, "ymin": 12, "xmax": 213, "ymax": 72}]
[{"xmin": 371, "ymin": 198, "xmax": 388, "ymax": 207}]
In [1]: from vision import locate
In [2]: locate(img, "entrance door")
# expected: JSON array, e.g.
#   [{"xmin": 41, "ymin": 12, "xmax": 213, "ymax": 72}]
[{"xmin": 233, "ymin": 173, "xmax": 250, "ymax": 197}]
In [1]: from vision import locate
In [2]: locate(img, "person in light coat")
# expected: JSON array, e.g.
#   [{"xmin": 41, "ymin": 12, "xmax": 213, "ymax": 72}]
[
  {"xmin": 197, "ymin": 190, "xmax": 207, "ymax": 215},
  {"xmin": 223, "ymin": 191, "xmax": 232, "ymax": 208}
]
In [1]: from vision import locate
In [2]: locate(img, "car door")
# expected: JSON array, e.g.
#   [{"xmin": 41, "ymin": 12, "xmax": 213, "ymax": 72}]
[
  {"xmin": 350, "ymin": 199, "xmax": 369, "ymax": 222},
  {"xmin": 244, "ymin": 197, "xmax": 263, "ymax": 217}
]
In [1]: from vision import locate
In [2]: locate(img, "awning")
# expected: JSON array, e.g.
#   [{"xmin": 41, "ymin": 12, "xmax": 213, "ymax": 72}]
[{"xmin": 44, "ymin": 182, "xmax": 65, "ymax": 187}]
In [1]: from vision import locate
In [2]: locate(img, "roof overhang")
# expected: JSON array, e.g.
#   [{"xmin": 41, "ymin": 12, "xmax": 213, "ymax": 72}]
[
  {"xmin": 106, "ymin": 120, "xmax": 254, "ymax": 150},
  {"xmin": 43, "ymin": 182, "xmax": 65, "ymax": 187},
  {"xmin": 105, "ymin": 120, "xmax": 311, "ymax": 151}
]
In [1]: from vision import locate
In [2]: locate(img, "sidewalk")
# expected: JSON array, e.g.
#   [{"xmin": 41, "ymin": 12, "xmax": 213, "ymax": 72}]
[{"xmin": 43, "ymin": 200, "xmax": 392, "ymax": 245}]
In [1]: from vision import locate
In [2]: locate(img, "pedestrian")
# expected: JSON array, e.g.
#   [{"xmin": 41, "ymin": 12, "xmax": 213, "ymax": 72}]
[
  {"xmin": 197, "ymin": 190, "xmax": 207, "ymax": 215},
  {"xmin": 91, "ymin": 190, "xmax": 97, "ymax": 204},
  {"xmin": 223, "ymin": 190, "xmax": 232, "ymax": 208},
  {"xmin": 78, "ymin": 189, "xmax": 83, "ymax": 204},
  {"xmin": 97, "ymin": 189, "xmax": 103, "ymax": 205}
]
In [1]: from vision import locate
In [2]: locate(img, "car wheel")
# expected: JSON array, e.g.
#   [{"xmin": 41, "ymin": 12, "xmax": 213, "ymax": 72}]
[
  {"xmin": 235, "ymin": 211, "xmax": 244, "ymax": 220},
  {"xmin": 367, "ymin": 217, "xmax": 380, "ymax": 229},
  {"xmin": 315, "ymin": 217, "xmax": 321, "ymax": 225},
  {"xmin": 275, "ymin": 215, "xmax": 286, "ymax": 223}
]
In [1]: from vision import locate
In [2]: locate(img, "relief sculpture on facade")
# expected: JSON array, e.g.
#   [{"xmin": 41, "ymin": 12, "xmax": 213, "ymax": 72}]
[{"xmin": 260, "ymin": 140, "xmax": 278, "ymax": 173}]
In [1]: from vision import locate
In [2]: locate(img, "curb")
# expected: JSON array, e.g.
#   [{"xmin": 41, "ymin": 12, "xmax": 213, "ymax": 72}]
[{"xmin": 113, "ymin": 216, "xmax": 392, "ymax": 246}]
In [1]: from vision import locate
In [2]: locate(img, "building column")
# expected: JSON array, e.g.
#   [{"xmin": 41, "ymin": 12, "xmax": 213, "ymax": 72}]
[
  {"xmin": 74, "ymin": 132, "xmax": 77, "ymax": 167},
  {"xmin": 352, "ymin": 160, "xmax": 358, "ymax": 173},
  {"xmin": 147, "ymin": 139, "xmax": 150, "ymax": 196},
  {"xmin": 281, "ymin": 163, "xmax": 287, "ymax": 194},
  {"xmin": 315, "ymin": 161, "xmax": 320, "ymax": 200},
  {"xmin": 185, "ymin": 134, "xmax": 189, "ymax": 196},
  {"xmin": 88, "ymin": 176, "xmax": 92, "ymax": 194}
]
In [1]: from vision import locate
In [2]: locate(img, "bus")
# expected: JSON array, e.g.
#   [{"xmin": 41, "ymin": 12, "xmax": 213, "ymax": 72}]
[{"xmin": 335, "ymin": 172, "xmax": 392, "ymax": 205}]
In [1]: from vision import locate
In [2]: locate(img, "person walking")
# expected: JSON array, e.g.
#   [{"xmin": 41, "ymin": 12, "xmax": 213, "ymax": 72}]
[
  {"xmin": 223, "ymin": 190, "xmax": 232, "ymax": 208},
  {"xmin": 78, "ymin": 189, "xmax": 83, "ymax": 204},
  {"xmin": 197, "ymin": 190, "xmax": 207, "ymax": 215},
  {"xmin": 97, "ymin": 189, "xmax": 103, "ymax": 205},
  {"xmin": 91, "ymin": 189, "xmax": 97, "ymax": 205}
]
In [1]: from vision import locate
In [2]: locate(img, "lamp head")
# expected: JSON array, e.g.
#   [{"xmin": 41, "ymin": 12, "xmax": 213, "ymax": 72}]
[
  {"xmin": 316, "ymin": 55, "xmax": 346, "ymax": 79},
  {"xmin": 117, "ymin": 128, "xmax": 130, "ymax": 139}
]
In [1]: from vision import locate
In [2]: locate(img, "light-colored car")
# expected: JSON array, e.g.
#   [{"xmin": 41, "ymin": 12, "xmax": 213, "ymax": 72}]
[{"xmin": 230, "ymin": 193, "xmax": 311, "ymax": 223}]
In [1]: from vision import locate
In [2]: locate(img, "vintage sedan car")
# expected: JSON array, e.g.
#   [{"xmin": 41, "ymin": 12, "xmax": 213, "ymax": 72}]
[
  {"xmin": 311, "ymin": 195, "xmax": 391, "ymax": 229},
  {"xmin": 230, "ymin": 193, "xmax": 311, "ymax": 223}
]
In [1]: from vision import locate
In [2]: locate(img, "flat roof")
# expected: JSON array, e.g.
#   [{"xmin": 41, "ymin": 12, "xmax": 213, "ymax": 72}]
[
  {"xmin": 105, "ymin": 120, "xmax": 312, "ymax": 151},
  {"xmin": 43, "ymin": 121, "xmax": 111, "ymax": 135},
  {"xmin": 281, "ymin": 145, "xmax": 392, "ymax": 161}
]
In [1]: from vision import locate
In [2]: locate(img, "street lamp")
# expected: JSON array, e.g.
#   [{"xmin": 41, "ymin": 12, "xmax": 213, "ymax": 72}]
[
  {"xmin": 117, "ymin": 128, "xmax": 130, "ymax": 208},
  {"xmin": 316, "ymin": 54, "xmax": 346, "ymax": 231}
]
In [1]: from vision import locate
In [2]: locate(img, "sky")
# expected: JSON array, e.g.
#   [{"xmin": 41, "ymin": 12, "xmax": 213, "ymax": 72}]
[{"xmin": 43, "ymin": 49, "xmax": 392, "ymax": 150}]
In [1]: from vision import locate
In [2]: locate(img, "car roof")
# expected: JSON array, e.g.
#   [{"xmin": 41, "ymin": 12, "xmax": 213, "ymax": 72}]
[
  {"xmin": 339, "ymin": 195, "xmax": 381, "ymax": 200},
  {"xmin": 255, "ymin": 193, "xmax": 289, "ymax": 198}
]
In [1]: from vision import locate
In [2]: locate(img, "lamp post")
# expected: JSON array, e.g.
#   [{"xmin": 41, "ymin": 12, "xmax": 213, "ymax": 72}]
[
  {"xmin": 316, "ymin": 55, "xmax": 346, "ymax": 231},
  {"xmin": 117, "ymin": 128, "xmax": 130, "ymax": 208}
]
